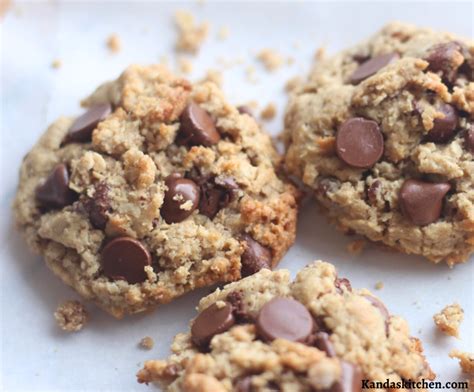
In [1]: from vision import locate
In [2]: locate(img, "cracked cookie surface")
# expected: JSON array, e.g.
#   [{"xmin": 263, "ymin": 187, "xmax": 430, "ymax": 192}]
[
  {"xmin": 13, "ymin": 64, "xmax": 298, "ymax": 318},
  {"xmin": 284, "ymin": 22, "xmax": 474, "ymax": 265},
  {"xmin": 137, "ymin": 261, "xmax": 433, "ymax": 391}
]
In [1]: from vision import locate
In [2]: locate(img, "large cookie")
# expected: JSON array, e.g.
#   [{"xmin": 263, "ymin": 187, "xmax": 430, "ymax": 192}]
[
  {"xmin": 284, "ymin": 22, "xmax": 474, "ymax": 265},
  {"xmin": 137, "ymin": 261, "xmax": 434, "ymax": 391},
  {"xmin": 13, "ymin": 65, "xmax": 298, "ymax": 318}
]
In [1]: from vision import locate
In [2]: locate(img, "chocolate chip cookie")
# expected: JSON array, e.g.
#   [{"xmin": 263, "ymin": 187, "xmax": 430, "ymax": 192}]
[
  {"xmin": 284, "ymin": 22, "xmax": 474, "ymax": 265},
  {"xmin": 13, "ymin": 64, "xmax": 298, "ymax": 318},
  {"xmin": 137, "ymin": 261, "xmax": 434, "ymax": 390}
]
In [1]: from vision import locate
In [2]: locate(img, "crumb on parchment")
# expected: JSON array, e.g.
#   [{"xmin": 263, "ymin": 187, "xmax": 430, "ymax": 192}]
[
  {"xmin": 51, "ymin": 59, "xmax": 62, "ymax": 69},
  {"xmin": 433, "ymin": 303, "xmax": 464, "ymax": 338},
  {"xmin": 260, "ymin": 103, "xmax": 277, "ymax": 120},
  {"xmin": 139, "ymin": 336, "xmax": 155, "ymax": 350},
  {"xmin": 177, "ymin": 56, "xmax": 193, "ymax": 74},
  {"xmin": 375, "ymin": 281, "xmax": 384, "ymax": 290},
  {"xmin": 174, "ymin": 10, "xmax": 209, "ymax": 54},
  {"xmin": 346, "ymin": 239, "xmax": 366, "ymax": 255},
  {"xmin": 256, "ymin": 49, "xmax": 285, "ymax": 72},
  {"xmin": 449, "ymin": 350, "xmax": 474, "ymax": 375},
  {"xmin": 106, "ymin": 33, "xmax": 122, "ymax": 53},
  {"xmin": 54, "ymin": 300, "xmax": 89, "ymax": 332}
]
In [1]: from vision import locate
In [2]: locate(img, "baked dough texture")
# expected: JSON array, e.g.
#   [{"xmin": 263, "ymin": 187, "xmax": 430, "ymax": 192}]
[
  {"xmin": 13, "ymin": 64, "xmax": 298, "ymax": 318},
  {"xmin": 284, "ymin": 22, "xmax": 474, "ymax": 265}
]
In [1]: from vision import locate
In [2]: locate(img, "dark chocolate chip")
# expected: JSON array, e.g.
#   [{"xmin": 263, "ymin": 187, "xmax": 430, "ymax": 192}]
[
  {"xmin": 464, "ymin": 125, "xmax": 474, "ymax": 153},
  {"xmin": 335, "ymin": 278, "xmax": 352, "ymax": 294},
  {"xmin": 191, "ymin": 302, "xmax": 235, "ymax": 349},
  {"xmin": 101, "ymin": 237, "xmax": 151, "ymax": 284},
  {"xmin": 161, "ymin": 175, "xmax": 200, "ymax": 224},
  {"xmin": 179, "ymin": 102, "xmax": 221, "ymax": 146},
  {"xmin": 199, "ymin": 176, "xmax": 239, "ymax": 219},
  {"xmin": 349, "ymin": 53, "xmax": 399, "ymax": 84},
  {"xmin": 240, "ymin": 234, "xmax": 272, "ymax": 277},
  {"xmin": 363, "ymin": 295, "xmax": 390, "ymax": 336},
  {"xmin": 35, "ymin": 163, "xmax": 78, "ymax": 210},
  {"xmin": 256, "ymin": 297, "xmax": 314, "ymax": 343},
  {"xmin": 336, "ymin": 118, "xmax": 384, "ymax": 169},
  {"xmin": 329, "ymin": 361, "xmax": 363, "ymax": 392},
  {"xmin": 84, "ymin": 182, "xmax": 110, "ymax": 229},
  {"xmin": 425, "ymin": 103, "xmax": 458, "ymax": 143},
  {"xmin": 366, "ymin": 180, "xmax": 381, "ymax": 206},
  {"xmin": 424, "ymin": 41, "xmax": 463, "ymax": 83},
  {"xmin": 399, "ymin": 179, "xmax": 451, "ymax": 226},
  {"xmin": 313, "ymin": 332, "xmax": 336, "ymax": 357},
  {"xmin": 64, "ymin": 103, "xmax": 111, "ymax": 144},
  {"xmin": 226, "ymin": 291, "xmax": 252, "ymax": 323}
]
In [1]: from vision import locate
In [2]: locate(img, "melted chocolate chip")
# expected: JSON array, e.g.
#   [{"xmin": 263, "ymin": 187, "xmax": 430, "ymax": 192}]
[
  {"xmin": 64, "ymin": 103, "xmax": 112, "ymax": 144},
  {"xmin": 363, "ymin": 295, "xmax": 390, "ymax": 336},
  {"xmin": 161, "ymin": 175, "xmax": 200, "ymax": 224},
  {"xmin": 226, "ymin": 291, "xmax": 252, "ymax": 323},
  {"xmin": 191, "ymin": 302, "xmax": 235, "ymax": 350},
  {"xmin": 35, "ymin": 164, "xmax": 78, "ymax": 210},
  {"xmin": 335, "ymin": 278, "xmax": 352, "ymax": 294},
  {"xmin": 336, "ymin": 118, "xmax": 384, "ymax": 169},
  {"xmin": 425, "ymin": 103, "xmax": 459, "ymax": 143},
  {"xmin": 312, "ymin": 332, "xmax": 336, "ymax": 357},
  {"xmin": 349, "ymin": 53, "xmax": 399, "ymax": 84},
  {"xmin": 101, "ymin": 237, "xmax": 151, "ymax": 284},
  {"xmin": 366, "ymin": 180, "xmax": 381, "ymax": 206},
  {"xmin": 84, "ymin": 182, "xmax": 110, "ymax": 229},
  {"xmin": 240, "ymin": 235, "xmax": 272, "ymax": 277},
  {"xmin": 199, "ymin": 176, "xmax": 239, "ymax": 219},
  {"xmin": 178, "ymin": 102, "xmax": 221, "ymax": 146},
  {"xmin": 256, "ymin": 297, "xmax": 314, "ymax": 343},
  {"xmin": 399, "ymin": 179, "xmax": 451, "ymax": 226},
  {"xmin": 424, "ymin": 41, "xmax": 463, "ymax": 83}
]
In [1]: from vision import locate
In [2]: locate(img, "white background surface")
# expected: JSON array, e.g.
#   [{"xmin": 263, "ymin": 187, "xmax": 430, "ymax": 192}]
[{"xmin": 1, "ymin": 1, "xmax": 473, "ymax": 391}]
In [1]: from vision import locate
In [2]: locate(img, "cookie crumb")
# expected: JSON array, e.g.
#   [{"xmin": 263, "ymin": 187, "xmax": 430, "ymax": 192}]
[
  {"xmin": 217, "ymin": 26, "xmax": 229, "ymax": 40},
  {"xmin": 260, "ymin": 103, "xmax": 277, "ymax": 121},
  {"xmin": 256, "ymin": 49, "xmax": 284, "ymax": 72},
  {"xmin": 139, "ymin": 336, "xmax": 155, "ymax": 350},
  {"xmin": 106, "ymin": 33, "xmax": 121, "ymax": 53},
  {"xmin": 433, "ymin": 303, "xmax": 464, "ymax": 338},
  {"xmin": 449, "ymin": 350, "xmax": 474, "ymax": 374},
  {"xmin": 51, "ymin": 59, "xmax": 62, "ymax": 69},
  {"xmin": 346, "ymin": 239, "xmax": 366, "ymax": 255},
  {"xmin": 54, "ymin": 300, "xmax": 88, "ymax": 332},
  {"xmin": 177, "ymin": 56, "xmax": 193, "ymax": 74},
  {"xmin": 375, "ymin": 281, "xmax": 384, "ymax": 290},
  {"xmin": 200, "ymin": 69, "xmax": 223, "ymax": 87},
  {"xmin": 174, "ymin": 10, "xmax": 209, "ymax": 54},
  {"xmin": 285, "ymin": 76, "xmax": 302, "ymax": 93}
]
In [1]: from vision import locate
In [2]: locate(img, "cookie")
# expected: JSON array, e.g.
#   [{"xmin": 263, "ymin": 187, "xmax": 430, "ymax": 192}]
[
  {"xmin": 284, "ymin": 22, "xmax": 474, "ymax": 265},
  {"xmin": 137, "ymin": 261, "xmax": 434, "ymax": 391},
  {"xmin": 13, "ymin": 64, "xmax": 298, "ymax": 318}
]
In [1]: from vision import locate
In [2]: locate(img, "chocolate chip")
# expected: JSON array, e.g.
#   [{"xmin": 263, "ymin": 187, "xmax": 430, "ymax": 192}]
[
  {"xmin": 424, "ymin": 41, "xmax": 463, "ymax": 83},
  {"xmin": 366, "ymin": 180, "xmax": 381, "ymax": 206},
  {"xmin": 36, "ymin": 164, "xmax": 78, "ymax": 210},
  {"xmin": 191, "ymin": 302, "xmax": 235, "ymax": 349},
  {"xmin": 335, "ymin": 278, "xmax": 352, "ymax": 294},
  {"xmin": 363, "ymin": 295, "xmax": 390, "ymax": 336},
  {"xmin": 237, "ymin": 106, "xmax": 253, "ymax": 117},
  {"xmin": 349, "ymin": 53, "xmax": 399, "ymax": 84},
  {"xmin": 336, "ymin": 118, "xmax": 384, "ymax": 168},
  {"xmin": 84, "ymin": 182, "xmax": 110, "ymax": 229},
  {"xmin": 465, "ymin": 126, "xmax": 474, "ymax": 153},
  {"xmin": 330, "ymin": 361, "xmax": 362, "ymax": 392},
  {"xmin": 161, "ymin": 175, "xmax": 200, "ymax": 224},
  {"xmin": 178, "ymin": 102, "xmax": 221, "ymax": 146},
  {"xmin": 425, "ymin": 103, "xmax": 458, "ymax": 143},
  {"xmin": 240, "ymin": 235, "xmax": 272, "ymax": 277},
  {"xmin": 399, "ymin": 179, "xmax": 451, "ymax": 226},
  {"xmin": 256, "ymin": 297, "xmax": 314, "ymax": 343},
  {"xmin": 199, "ymin": 176, "xmax": 239, "ymax": 219},
  {"xmin": 64, "ymin": 103, "xmax": 112, "ymax": 144},
  {"xmin": 235, "ymin": 376, "xmax": 253, "ymax": 392},
  {"xmin": 226, "ymin": 291, "xmax": 251, "ymax": 323},
  {"xmin": 101, "ymin": 237, "xmax": 151, "ymax": 284},
  {"xmin": 312, "ymin": 332, "xmax": 336, "ymax": 357}
]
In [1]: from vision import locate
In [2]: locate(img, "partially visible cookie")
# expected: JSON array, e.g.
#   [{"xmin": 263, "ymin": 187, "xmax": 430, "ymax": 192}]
[
  {"xmin": 13, "ymin": 64, "xmax": 298, "ymax": 318},
  {"xmin": 137, "ymin": 261, "xmax": 434, "ymax": 391},
  {"xmin": 284, "ymin": 22, "xmax": 474, "ymax": 265}
]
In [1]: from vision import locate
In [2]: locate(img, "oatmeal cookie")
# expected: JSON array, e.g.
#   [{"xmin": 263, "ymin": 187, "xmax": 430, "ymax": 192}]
[
  {"xmin": 284, "ymin": 22, "xmax": 474, "ymax": 265},
  {"xmin": 13, "ymin": 64, "xmax": 298, "ymax": 318},
  {"xmin": 137, "ymin": 261, "xmax": 434, "ymax": 391}
]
